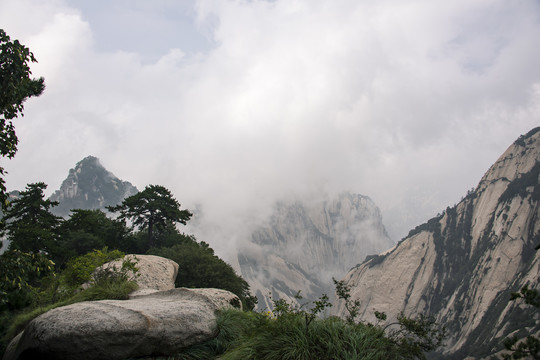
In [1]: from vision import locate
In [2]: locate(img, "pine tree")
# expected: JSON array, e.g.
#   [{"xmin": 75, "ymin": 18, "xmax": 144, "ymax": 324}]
[
  {"xmin": 107, "ymin": 185, "xmax": 192, "ymax": 249},
  {"xmin": 2, "ymin": 182, "xmax": 62, "ymax": 255}
]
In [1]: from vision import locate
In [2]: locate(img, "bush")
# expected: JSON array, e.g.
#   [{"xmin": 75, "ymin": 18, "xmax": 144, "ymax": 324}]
[
  {"xmin": 173, "ymin": 289, "xmax": 445, "ymax": 360},
  {"xmin": 0, "ymin": 250, "xmax": 138, "ymax": 352},
  {"xmin": 176, "ymin": 309, "xmax": 399, "ymax": 360},
  {"xmin": 61, "ymin": 247, "xmax": 124, "ymax": 289},
  {"xmin": 150, "ymin": 240, "xmax": 257, "ymax": 310},
  {"xmin": 0, "ymin": 250, "xmax": 55, "ymax": 311}
]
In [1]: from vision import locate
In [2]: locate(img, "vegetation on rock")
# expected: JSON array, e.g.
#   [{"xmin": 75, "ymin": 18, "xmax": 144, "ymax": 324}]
[
  {"xmin": 173, "ymin": 282, "xmax": 446, "ymax": 360},
  {"xmin": 150, "ymin": 241, "xmax": 257, "ymax": 310},
  {"xmin": 0, "ymin": 248, "xmax": 137, "ymax": 354}
]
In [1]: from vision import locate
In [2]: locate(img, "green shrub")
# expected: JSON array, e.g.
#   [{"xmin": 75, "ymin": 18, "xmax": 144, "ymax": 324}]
[
  {"xmin": 175, "ymin": 309, "xmax": 399, "ymax": 360},
  {"xmin": 1, "ymin": 252, "xmax": 138, "ymax": 350},
  {"xmin": 150, "ymin": 241, "xmax": 257, "ymax": 310},
  {"xmin": 173, "ymin": 310, "xmax": 263, "ymax": 359},
  {"xmin": 61, "ymin": 247, "xmax": 125, "ymax": 288},
  {"xmin": 0, "ymin": 250, "xmax": 55, "ymax": 311},
  {"xmin": 172, "ymin": 283, "xmax": 446, "ymax": 360}
]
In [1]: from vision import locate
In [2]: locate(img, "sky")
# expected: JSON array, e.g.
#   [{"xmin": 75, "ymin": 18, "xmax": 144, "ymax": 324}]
[{"xmin": 1, "ymin": 0, "xmax": 539, "ymax": 258}]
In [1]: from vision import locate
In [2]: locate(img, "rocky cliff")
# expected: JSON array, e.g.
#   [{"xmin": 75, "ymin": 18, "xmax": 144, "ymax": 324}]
[
  {"xmin": 239, "ymin": 192, "xmax": 394, "ymax": 310},
  {"xmin": 333, "ymin": 127, "xmax": 540, "ymax": 358},
  {"xmin": 49, "ymin": 156, "xmax": 138, "ymax": 217}
]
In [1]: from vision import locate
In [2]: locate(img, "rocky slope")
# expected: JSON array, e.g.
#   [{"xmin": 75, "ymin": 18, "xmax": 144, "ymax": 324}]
[
  {"xmin": 239, "ymin": 192, "xmax": 394, "ymax": 310},
  {"xmin": 333, "ymin": 128, "xmax": 540, "ymax": 358},
  {"xmin": 49, "ymin": 156, "xmax": 138, "ymax": 217}
]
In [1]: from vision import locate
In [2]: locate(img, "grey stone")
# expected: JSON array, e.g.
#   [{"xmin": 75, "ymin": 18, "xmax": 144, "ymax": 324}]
[
  {"xmin": 91, "ymin": 254, "xmax": 179, "ymax": 297},
  {"xmin": 4, "ymin": 288, "xmax": 241, "ymax": 360}
]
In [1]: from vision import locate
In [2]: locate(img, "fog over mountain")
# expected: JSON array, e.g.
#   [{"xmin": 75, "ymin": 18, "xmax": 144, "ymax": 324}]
[
  {"xmin": 42, "ymin": 156, "xmax": 395, "ymax": 310},
  {"xmin": 1, "ymin": 1, "xmax": 539, "ymax": 259},
  {"xmin": 239, "ymin": 192, "xmax": 394, "ymax": 309}
]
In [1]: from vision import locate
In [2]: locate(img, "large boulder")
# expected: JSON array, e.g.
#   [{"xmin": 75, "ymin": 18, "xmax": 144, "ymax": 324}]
[
  {"xmin": 93, "ymin": 254, "xmax": 179, "ymax": 296},
  {"xmin": 4, "ymin": 288, "xmax": 241, "ymax": 360}
]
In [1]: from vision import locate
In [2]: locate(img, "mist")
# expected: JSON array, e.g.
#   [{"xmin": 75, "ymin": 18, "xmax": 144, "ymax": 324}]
[{"xmin": 1, "ymin": 0, "xmax": 539, "ymax": 260}]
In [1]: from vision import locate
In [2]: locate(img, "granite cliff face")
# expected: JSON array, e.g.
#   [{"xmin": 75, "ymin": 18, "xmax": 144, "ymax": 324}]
[
  {"xmin": 49, "ymin": 156, "xmax": 138, "ymax": 217},
  {"xmin": 239, "ymin": 192, "xmax": 394, "ymax": 310},
  {"xmin": 333, "ymin": 128, "xmax": 540, "ymax": 358}
]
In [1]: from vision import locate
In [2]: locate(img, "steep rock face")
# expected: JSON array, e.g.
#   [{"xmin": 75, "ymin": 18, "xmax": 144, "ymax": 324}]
[
  {"xmin": 49, "ymin": 156, "xmax": 138, "ymax": 217},
  {"xmin": 333, "ymin": 128, "xmax": 540, "ymax": 358},
  {"xmin": 239, "ymin": 192, "xmax": 394, "ymax": 310}
]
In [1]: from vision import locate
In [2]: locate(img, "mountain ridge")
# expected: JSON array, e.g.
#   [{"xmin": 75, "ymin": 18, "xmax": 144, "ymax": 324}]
[{"xmin": 333, "ymin": 127, "xmax": 540, "ymax": 358}]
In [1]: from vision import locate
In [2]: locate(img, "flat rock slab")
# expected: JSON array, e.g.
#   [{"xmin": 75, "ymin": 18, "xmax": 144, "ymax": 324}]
[{"xmin": 4, "ymin": 288, "xmax": 241, "ymax": 360}]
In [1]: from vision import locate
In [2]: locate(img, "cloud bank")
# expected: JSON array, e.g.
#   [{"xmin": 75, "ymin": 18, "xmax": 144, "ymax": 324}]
[{"xmin": 1, "ymin": 0, "xmax": 539, "ymax": 257}]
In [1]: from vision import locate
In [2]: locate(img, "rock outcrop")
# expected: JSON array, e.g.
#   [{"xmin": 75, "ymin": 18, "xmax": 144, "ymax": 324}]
[
  {"xmin": 93, "ymin": 254, "xmax": 179, "ymax": 297},
  {"xmin": 49, "ymin": 156, "xmax": 138, "ymax": 217},
  {"xmin": 4, "ymin": 288, "xmax": 241, "ymax": 360},
  {"xmin": 333, "ymin": 127, "xmax": 540, "ymax": 358},
  {"xmin": 240, "ymin": 192, "xmax": 394, "ymax": 309}
]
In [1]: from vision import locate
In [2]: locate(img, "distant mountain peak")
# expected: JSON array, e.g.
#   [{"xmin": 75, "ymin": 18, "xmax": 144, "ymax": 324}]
[
  {"xmin": 79, "ymin": 155, "xmax": 99, "ymax": 163},
  {"xmin": 240, "ymin": 191, "xmax": 394, "ymax": 310},
  {"xmin": 49, "ymin": 156, "xmax": 138, "ymax": 217}
]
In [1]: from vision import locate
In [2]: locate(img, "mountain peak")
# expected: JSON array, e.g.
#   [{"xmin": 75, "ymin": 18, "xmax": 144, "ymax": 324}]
[
  {"xmin": 240, "ymin": 191, "xmax": 394, "ymax": 310},
  {"xmin": 477, "ymin": 126, "xmax": 540, "ymax": 192},
  {"xmin": 77, "ymin": 155, "xmax": 100, "ymax": 166},
  {"xmin": 49, "ymin": 156, "xmax": 138, "ymax": 217},
  {"xmin": 333, "ymin": 128, "xmax": 540, "ymax": 357}
]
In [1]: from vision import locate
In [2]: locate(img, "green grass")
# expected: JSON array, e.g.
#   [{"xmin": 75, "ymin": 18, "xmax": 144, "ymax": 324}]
[
  {"xmin": 174, "ymin": 310, "xmax": 404, "ymax": 360},
  {"xmin": 4, "ymin": 297, "xmax": 434, "ymax": 360}
]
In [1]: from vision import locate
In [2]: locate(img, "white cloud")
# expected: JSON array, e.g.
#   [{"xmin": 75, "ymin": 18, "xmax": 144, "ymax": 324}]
[{"xmin": 1, "ymin": 0, "xmax": 539, "ymax": 256}]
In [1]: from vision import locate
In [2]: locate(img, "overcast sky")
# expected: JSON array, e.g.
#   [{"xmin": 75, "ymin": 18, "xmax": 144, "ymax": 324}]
[{"xmin": 1, "ymin": 0, "xmax": 539, "ymax": 257}]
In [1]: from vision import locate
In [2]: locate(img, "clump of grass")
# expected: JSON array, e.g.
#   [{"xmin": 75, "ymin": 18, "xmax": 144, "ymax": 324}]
[
  {"xmin": 172, "ymin": 310, "xmax": 262, "ymax": 360},
  {"xmin": 223, "ymin": 311, "xmax": 399, "ymax": 360},
  {"xmin": 172, "ymin": 309, "xmax": 402, "ymax": 360}
]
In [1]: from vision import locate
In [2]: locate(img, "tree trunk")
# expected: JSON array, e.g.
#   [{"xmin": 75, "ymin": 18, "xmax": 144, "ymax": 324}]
[{"xmin": 148, "ymin": 218, "xmax": 154, "ymax": 249}]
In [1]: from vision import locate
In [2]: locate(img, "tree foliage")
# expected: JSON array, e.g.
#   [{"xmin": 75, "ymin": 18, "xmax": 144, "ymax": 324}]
[
  {"xmin": 57, "ymin": 209, "xmax": 131, "ymax": 265},
  {"xmin": 384, "ymin": 312, "xmax": 447, "ymax": 359},
  {"xmin": 1, "ymin": 182, "xmax": 62, "ymax": 255},
  {"xmin": 0, "ymin": 29, "xmax": 45, "ymax": 209},
  {"xmin": 107, "ymin": 185, "xmax": 192, "ymax": 248},
  {"xmin": 150, "ymin": 239, "xmax": 257, "ymax": 311},
  {"xmin": 0, "ymin": 180, "xmax": 260, "ymax": 352},
  {"xmin": 0, "ymin": 249, "xmax": 55, "ymax": 311},
  {"xmin": 502, "ymin": 284, "xmax": 540, "ymax": 359},
  {"xmin": 60, "ymin": 248, "xmax": 125, "ymax": 289},
  {"xmin": 333, "ymin": 277, "xmax": 361, "ymax": 324}
]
